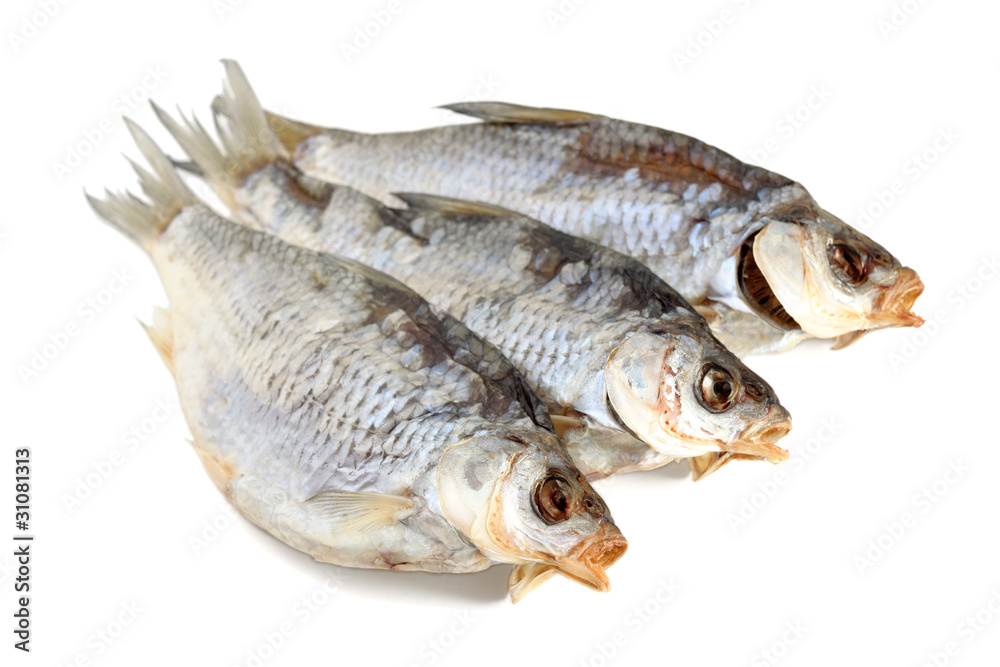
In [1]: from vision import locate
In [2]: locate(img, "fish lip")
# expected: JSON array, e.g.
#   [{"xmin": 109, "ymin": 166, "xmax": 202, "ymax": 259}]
[
  {"xmin": 725, "ymin": 407, "xmax": 792, "ymax": 464},
  {"xmin": 871, "ymin": 267, "xmax": 925, "ymax": 328},
  {"xmin": 549, "ymin": 525, "xmax": 628, "ymax": 593}
]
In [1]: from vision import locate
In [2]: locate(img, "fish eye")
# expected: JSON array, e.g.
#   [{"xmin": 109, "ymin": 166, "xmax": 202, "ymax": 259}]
[
  {"xmin": 828, "ymin": 242, "xmax": 871, "ymax": 286},
  {"xmin": 698, "ymin": 364, "xmax": 738, "ymax": 412},
  {"xmin": 533, "ymin": 473, "xmax": 575, "ymax": 524}
]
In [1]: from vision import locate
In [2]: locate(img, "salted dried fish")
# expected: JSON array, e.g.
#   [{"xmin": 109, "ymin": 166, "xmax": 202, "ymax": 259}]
[
  {"xmin": 158, "ymin": 61, "xmax": 792, "ymax": 480},
  {"xmin": 263, "ymin": 74, "xmax": 923, "ymax": 354},
  {"xmin": 86, "ymin": 121, "xmax": 626, "ymax": 602}
]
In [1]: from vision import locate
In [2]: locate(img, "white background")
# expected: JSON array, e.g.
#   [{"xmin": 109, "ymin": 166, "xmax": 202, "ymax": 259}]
[{"xmin": 2, "ymin": 0, "xmax": 998, "ymax": 665}]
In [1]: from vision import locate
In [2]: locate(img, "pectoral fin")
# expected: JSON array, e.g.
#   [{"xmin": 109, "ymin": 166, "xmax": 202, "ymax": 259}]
[
  {"xmin": 508, "ymin": 562, "xmax": 558, "ymax": 603},
  {"xmin": 689, "ymin": 452, "xmax": 768, "ymax": 481},
  {"xmin": 306, "ymin": 489, "xmax": 417, "ymax": 537},
  {"xmin": 831, "ymin": 329, "xmax": 869, "ymax": 350},
  {"xmin": 550, "ymin": 413, "xmax": 586, "ymax": 437},
  {"xmin": 689, "ymin": 453, "xmax": 731, "ymax": 481}
]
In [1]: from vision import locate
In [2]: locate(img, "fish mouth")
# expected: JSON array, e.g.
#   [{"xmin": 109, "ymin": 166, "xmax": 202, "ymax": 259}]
[
  {"xmin": 871, "ymin": 267, "xmax": 925, "ymax": 328},
  {"xmin": 550, "ymin": 525, "xmax": 628, "ymax": 593},
  {"xmin": 723, "ymin": 407, "xmax": 792, "ymax": 464}
]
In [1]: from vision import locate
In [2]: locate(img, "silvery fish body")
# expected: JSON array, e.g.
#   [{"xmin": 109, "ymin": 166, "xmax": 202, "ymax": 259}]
[
  {"xmin": 86, "ymin": 122, "xmax": 627, "ymax": 600},
  {"xmin": 156, "ymin": 61, "xmax": 792, "ymax": 481},
  {"xmin": 267, "ymin": 98, "xmax": 923, "ymax": 354}
]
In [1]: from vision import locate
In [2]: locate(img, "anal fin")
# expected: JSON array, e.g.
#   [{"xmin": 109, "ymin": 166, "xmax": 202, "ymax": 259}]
[{"xmin": 139, "ymin": 307, "xmax": 174, "ymax": 371}]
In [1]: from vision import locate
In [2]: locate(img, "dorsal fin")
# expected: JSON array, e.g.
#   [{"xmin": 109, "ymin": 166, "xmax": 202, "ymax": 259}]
[
  {"xmin": 439, "ymin": 101, "xmax": 596, "ymax": 126},
  {"xmin": 324, "ymin": 252, "xmax": 424, "ymax": 295},
  {"xmin": 392, "ymin": 192, "xmax": 519, "ymax": 219}
]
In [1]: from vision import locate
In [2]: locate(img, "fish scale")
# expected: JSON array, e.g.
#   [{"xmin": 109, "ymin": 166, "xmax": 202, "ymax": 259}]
[
  {"xmin": 101, "ymin": 142, "xmax": 637, "ymax": 590},
  {"xmin": 281, "ymin": 103, "xmax": 918, "ymax": 352},
  {"xmin": 228, "ymin": 173, "xmax": 781, "ymax": 467},
  {"xmin": 160, "ymin": 61, "xmax": 796, "ymax": 483},
  {"xmin": 153, "ymin": 206, "xmax": 542, "ymax": 502}
]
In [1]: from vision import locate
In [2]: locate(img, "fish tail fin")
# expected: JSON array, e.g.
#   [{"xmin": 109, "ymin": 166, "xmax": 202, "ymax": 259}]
[
  {"xmin": 153, "ymin": 58, "xmax": 285, "ymax": 210},
  {"xmin": 152, "ymin": 100, "xmax": 235, "ymax": 207},
  {"xmin": 157, "ymin": 59, "xmax": 334, "ymax": 215},
  {"xmin": 86, "ymin": 119, "xmax": 196, "ymax": 252}
]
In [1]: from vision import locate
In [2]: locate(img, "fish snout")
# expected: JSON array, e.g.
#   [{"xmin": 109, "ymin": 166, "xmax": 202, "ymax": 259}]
[
  {"xmin": 726, "ymin": 405, "xmax": 792, "ymax": 464},
  {"xmin": 553, "ymin": 523, "xmax": 628, "ymax": 593},
  {"xmin": 874, "ymin": 267, "xmax": 925, "ymax": 328}
]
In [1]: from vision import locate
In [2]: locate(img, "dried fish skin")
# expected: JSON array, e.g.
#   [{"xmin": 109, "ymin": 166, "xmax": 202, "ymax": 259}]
[
  {"xmin": 164, "ymin": 61, "xmax": 792, "ymax": 481},
  {"xmin": 86, "ymin": 122, "xmax": 626, "ymax": 599},
  {"xmin": 265, "ymin": 85, "xmax": 922, "ymax": 354}
]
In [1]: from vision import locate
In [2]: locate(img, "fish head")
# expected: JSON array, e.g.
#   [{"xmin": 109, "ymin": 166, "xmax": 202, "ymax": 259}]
[
  {"xmin": 604, "ymin": 326, "xmax": 791, "ymax": 463},
  {"xmin": 742, "ymin": 207, "xmax": 924, "ymax": 341},
  {"xmin": 437, "ymin": 432, "xmax": 626, "ymax": 595}
]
